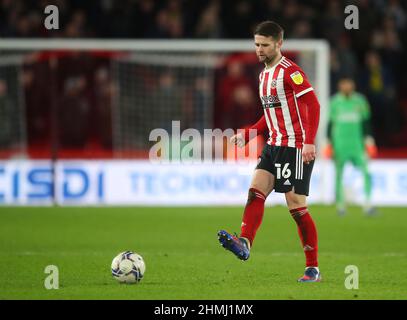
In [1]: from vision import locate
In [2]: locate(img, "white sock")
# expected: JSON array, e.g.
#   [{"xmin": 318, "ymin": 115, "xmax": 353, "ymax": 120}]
[{"xmin": 306, "ymin": 266, "xmax": 319, "ymax": 273}]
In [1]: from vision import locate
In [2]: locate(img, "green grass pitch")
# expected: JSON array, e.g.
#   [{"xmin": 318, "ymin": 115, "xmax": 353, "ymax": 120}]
[{"xmin": 0, "ymin": 205, "xmax": 406, "ymax": 300}]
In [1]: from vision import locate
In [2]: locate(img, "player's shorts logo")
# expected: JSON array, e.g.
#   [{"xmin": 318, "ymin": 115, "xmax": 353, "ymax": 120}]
[{"xmin": 290, "ymin": 71, "xmax": 304, "ymax": 85}]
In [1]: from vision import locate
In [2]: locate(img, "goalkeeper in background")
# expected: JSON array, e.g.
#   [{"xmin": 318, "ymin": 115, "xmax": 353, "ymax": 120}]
[{"xmin": 325, "ymin": 77, "xmax": 377, "ymax": 216}]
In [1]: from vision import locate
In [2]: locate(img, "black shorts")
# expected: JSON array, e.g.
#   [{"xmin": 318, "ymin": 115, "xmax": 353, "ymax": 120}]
[{"xmin": 255, "ymin": 144, "xmax": 314, "ymax": 196}]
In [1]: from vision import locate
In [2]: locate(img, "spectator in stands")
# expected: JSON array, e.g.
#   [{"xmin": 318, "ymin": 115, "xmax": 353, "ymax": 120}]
[
  {"xmin": 228, "ymin": 84, "xmax": 257, "ymax": 130},
  {"xmin": 94, "ymin": 68, "xmax": 115, "ymax": 148},
  {"xmin": 0, "ymin": 0, "xmax": 406, "ymax": 152},
  {"xmin": 291, "ymin": 20, "xmax": 313, "ymax": 39},
  {"xmin": 222, "ymin": 0, "xmax": 256, "ymax": 38},
  {"xmin": 189, "ymin": 76, "xmax": 211, "ymax": 133},
  {"xmin": 360, "ymin": 50, "xmax": 398, "ymax": 144},
  {"xmin": 336, "ymin": 34, "xmax": 358, "ymax": 80},
  {"xmin": 150, "ymin": 71, "xmax": 183, "ymax": 132},
  {"xmin": 133, "ymin": 0, "xmax": 156, "ymax": 38},
  {"xmin": 64, "ymin": 10, "xmax": 87, "ymax": 38},
  {"xmin": 280, "ymin": 0, "xmax": 302, "ymax": 37},
  {"xmin": 373, "ymin": 15, "xmax": 403, "ymax": 79},
  {"xmin": 319, "ymin": 0, "xmax": 343, "ymax": 45},
  {"xmin": 166, "ymin": 0, "xmax": 185, "ymax": 38},
  {"xmin": 217, "ymin": 60, "xmax": 257, "ymax": 129},
  {"xmin": 260, "ymin": 0, "xmax": 283, "ymax": 22},
  {"xmin": 147, "ymin": 0, "xmax": 185, "ymax": 38},
  {"xmin": 58, "ymin": 76, "xmax": 90, "ymax": 147},
  {"xmin": 386, "ymin": 0, "xmax": 406, "ymax": 30},
  {"xmin": 194, "ymin": 0, "xmax": 222, "ymax": 38}
]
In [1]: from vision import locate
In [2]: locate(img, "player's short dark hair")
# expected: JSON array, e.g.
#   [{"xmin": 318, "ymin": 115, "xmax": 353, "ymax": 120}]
[
  {"xmin": 338, "ymin": 75, "xmax": 355, "ymax": 82},
  {"xmin": 253, "ymin": 21, "xmax": 284, "ymax": 41}
]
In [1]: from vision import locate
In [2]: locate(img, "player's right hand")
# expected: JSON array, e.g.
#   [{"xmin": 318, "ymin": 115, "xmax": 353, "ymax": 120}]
[{"xmin": 230, "ymin": 133, "xmax": 245, "ymax": 148}]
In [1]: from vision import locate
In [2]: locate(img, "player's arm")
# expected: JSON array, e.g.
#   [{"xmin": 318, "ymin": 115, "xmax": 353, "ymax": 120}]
[
  {"xmin": 323, "ymin": 99, "xmax": 335, "ymax": 158},
  {"xmin": 286, "ymin": 66, "xmax": 320, "ymax": 162},
  {"xmin": 326, "ymin": 121, "xmax": 333, "ymax": 143},
  {"xmin": 231, "ymin": 71, "xmax": 268, "ymax": 148},
  {"xmin": 364, "ymin": 123, "xmax": 377, "ymax": 157},
  {"xmin": 326, "ymin": 98, "xmax": 335, "ymax": 144},
  {"xmin": 244, "ymin": 114, "xmax": 268, "ymax": 142},
  {"xmin": 298, "ymin": 90, "xmax": 320, "ymax": 145},
  {"xmin": 361, "ymin": 95, "xmax": 373, "ymax": 138},
  {"xmin": 323, "ymin": 121, "xmax": 334, "ymax": 158},
  {"xmin": 361, "ymin": 96, "xmax": 377, "ymax": 157},
  {"xmin": 230, "ymin": 114, "xmax": 267, "ymax": 147},
  {"xmin": 297, "ymin": 90, "xmax": 320, "ymax": 162}
]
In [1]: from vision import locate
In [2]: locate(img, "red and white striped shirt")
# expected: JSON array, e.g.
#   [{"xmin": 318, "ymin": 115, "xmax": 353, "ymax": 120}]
[{"xmin": 259, "ymin": 56, "xmax": 314, "ymax": 148}]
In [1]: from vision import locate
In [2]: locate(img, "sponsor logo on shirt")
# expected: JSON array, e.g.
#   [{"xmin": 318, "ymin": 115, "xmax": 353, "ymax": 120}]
[{"xmin": 261, "ymin": 95, "xmax": 281, "ymax": 108}]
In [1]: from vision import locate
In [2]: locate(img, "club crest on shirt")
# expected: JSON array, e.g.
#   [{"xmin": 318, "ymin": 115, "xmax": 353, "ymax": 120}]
[
  {"xmin": 270, "ymin": 79, "xmax": 277, "ymax": 88},
  {"xmin": 290, "ymin": 71, "xmax": 303, "ymax": 85}
]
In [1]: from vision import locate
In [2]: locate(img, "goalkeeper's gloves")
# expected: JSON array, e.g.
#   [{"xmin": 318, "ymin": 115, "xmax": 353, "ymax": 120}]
[
  {"xmin": 322, "ymin": 143, "xmax": 333, "ymax": 159},
  {"xmin": 365, "ymin": 136, "xmax": 378, "ymax": 158}
]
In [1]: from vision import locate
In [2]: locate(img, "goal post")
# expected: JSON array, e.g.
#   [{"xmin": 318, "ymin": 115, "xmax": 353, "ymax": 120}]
[{"xmin": 0, "ymin": 39, "xmax": 330, "ymax": 158}]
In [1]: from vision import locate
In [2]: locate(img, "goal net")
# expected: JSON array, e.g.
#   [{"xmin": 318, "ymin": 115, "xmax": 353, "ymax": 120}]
[
  {"xmin": 0, "ymin": 54, "xmax": 26, "ymax": 158},
  {"xmin": 0, "ymin": 40, "xmax": 329, "ymax": 160}
]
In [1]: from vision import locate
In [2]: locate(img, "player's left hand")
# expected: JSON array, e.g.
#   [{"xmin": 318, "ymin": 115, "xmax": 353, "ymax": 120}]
[
  {"xmin": 366, "ymin": 144, "xmax": 378, "ymax": 158},
  {"xmin": 302, "ymin": 144, "xmax": 316, "ymax": 164},
  {"xmin": 365, "ymin": 136, "xmax": 378, "ymax": 158}
]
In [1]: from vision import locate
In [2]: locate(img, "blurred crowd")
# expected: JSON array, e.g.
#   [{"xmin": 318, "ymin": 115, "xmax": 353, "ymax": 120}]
[{"xmin": 0, "ymin": 0, "xmax": 407, "ymax": 153}]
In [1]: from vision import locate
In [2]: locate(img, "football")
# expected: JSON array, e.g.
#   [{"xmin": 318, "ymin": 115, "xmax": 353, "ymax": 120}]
[{"xmin": 111, "ymin": 251, "xmax": 146, "ymax": 284}]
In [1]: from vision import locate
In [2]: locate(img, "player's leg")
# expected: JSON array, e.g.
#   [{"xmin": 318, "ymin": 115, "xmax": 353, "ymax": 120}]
[
  {"xmin": 240, "ymin": 168, "xmax": 275, "ymax": 246},
  {"xmin": 218, "ymin": 144, "xmax": 275, "ymax": 260},
  {"xmin": 285, "ymin": 191, "xmax": 320, "ymax": 282},
  {"xmin": 334, "ymin": 157, "xmax": 346, "ymax": 215},
  {"xmin": 218, "ymin": 169, "xmax": 274, "ymax": 260},
  {"xmin": 353, "ymin": 154, "xmax": 375, "ymax": 215}
]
